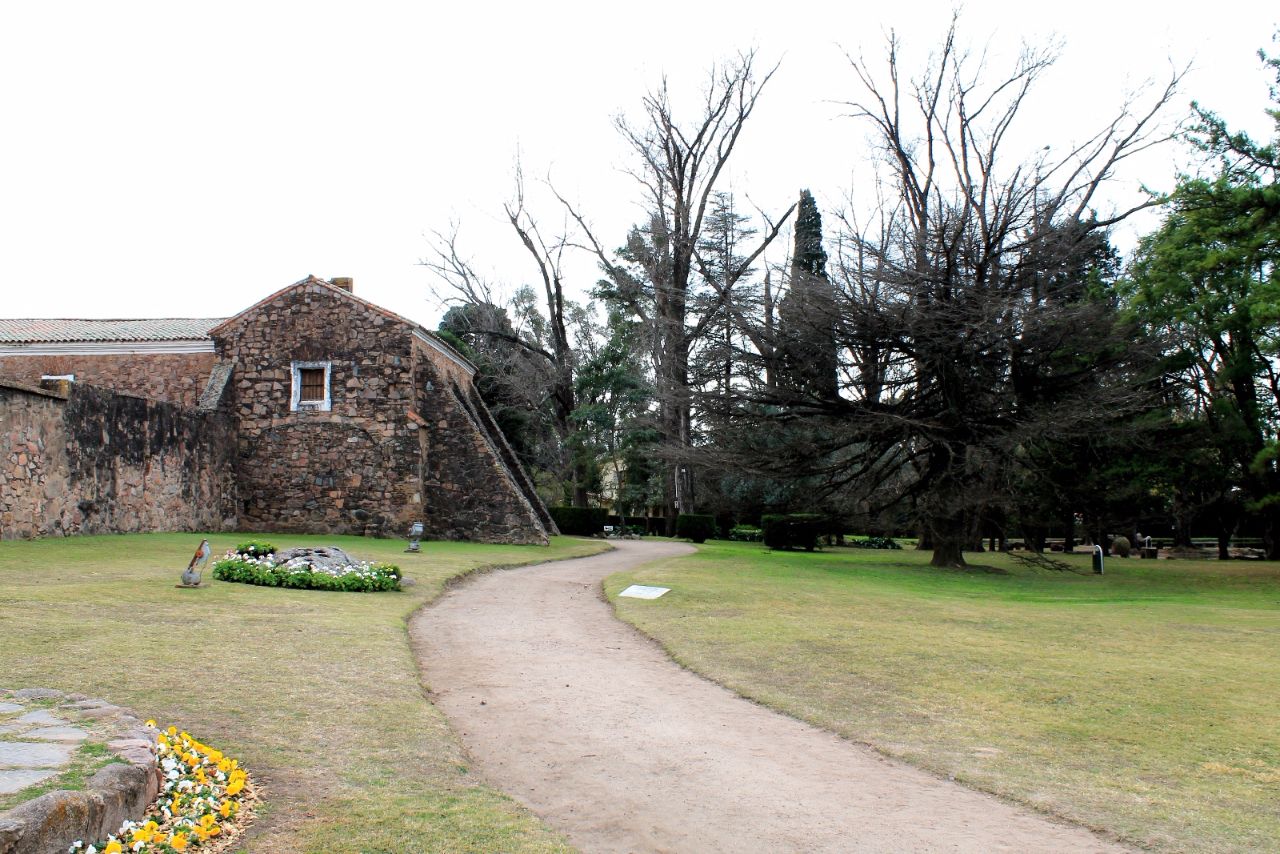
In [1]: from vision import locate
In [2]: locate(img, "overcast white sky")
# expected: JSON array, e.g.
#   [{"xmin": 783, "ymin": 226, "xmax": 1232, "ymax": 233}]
[{"xmin": 2, "ymin": 1, "xmax": 1276, "ymax": 326}]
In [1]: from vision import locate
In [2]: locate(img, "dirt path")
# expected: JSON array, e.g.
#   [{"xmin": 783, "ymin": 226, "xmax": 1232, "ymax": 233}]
[{"xmin": 411, "ymin": 540, "xmax": 1126, "ymax": 853}]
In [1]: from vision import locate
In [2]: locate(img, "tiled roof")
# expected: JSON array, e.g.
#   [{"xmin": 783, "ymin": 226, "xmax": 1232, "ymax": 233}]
[{"xmin": 0, "ymin": 318, "xmax": 225, "ymax": 343}]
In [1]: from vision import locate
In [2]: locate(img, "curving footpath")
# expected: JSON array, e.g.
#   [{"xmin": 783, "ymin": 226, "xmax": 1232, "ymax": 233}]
[{"xmin": 411, "ymin": 540, "xmax": 1126, "ymax": 853}]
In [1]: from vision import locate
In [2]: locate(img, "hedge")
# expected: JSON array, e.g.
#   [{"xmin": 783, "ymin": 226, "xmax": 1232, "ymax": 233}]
[
  {"xmin": 675, "ymin": 514, "xmax": 717, "ymax": 543},
  {"xmin": 549, "ymin": 506, "xmax": 608, "ymax": 536},
  {"xmin": 761, "ymin": 513, "xmax": 827, "ymax": 551}
]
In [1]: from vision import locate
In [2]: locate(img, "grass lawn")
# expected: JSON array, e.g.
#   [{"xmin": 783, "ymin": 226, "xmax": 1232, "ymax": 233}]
[
  {"xmin": 0, "ymin": 532, "xmax": 606, "ymax": 853},
  {"xmin": 607, "ymin": 541, "xmax": 1280, "ymax": 853}
]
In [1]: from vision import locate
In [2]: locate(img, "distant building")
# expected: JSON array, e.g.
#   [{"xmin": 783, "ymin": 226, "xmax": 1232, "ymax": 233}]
[{"xmin": 0, "ymin": 276, "xmax": 555, "ymax": 543}]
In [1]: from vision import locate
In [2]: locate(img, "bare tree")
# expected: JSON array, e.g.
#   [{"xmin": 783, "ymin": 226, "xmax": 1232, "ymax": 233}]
[
  {"xmin": 721, "ymin": 20, "xmax": 1184, "ymax": 566},
  {"xmin": 422, "ymin": 164, "xmax": 595, "ymax": 505},
  {"xmin": 564, "ymin": 51, "xmax": 797, "ymax": 529}
]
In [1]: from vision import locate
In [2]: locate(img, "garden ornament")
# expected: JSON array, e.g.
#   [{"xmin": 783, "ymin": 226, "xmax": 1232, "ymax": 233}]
[
  {"xmin": 405, "ymin": 521, "xmax": 424, "ymax": 553},
  {"xmin": 180, "ymin": 538, "xmax": 212, "ymax": 587}
]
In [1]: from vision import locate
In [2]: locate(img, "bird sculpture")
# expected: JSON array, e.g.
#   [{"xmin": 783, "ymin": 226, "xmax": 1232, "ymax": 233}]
[{"xmin": 180, "ymin": 539, "xmax": 212, "ymax": 587}]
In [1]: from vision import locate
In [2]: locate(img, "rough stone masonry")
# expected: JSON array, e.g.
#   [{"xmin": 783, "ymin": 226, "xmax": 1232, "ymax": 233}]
[{"xmin": 0, "ymin": 276, "xmax": 554, "ymax": 544}]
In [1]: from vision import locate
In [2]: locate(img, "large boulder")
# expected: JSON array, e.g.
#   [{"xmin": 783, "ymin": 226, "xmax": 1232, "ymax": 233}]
[{"xmin": 274, "ymin": 546, "xmax": 359, "ymax": 570}]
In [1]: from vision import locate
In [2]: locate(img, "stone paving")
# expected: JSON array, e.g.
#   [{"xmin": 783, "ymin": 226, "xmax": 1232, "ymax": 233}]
[
  {"xmin": 0, "ymin": 688, "xmax": 162, "ymax": 853},
  {"xmin": 0, "ymin": 704, "xmax": 85, "ymax": 796}
]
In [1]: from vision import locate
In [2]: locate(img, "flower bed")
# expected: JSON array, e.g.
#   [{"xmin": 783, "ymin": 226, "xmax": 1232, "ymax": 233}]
[
  {"xmin": 212, "ymin": 551, "xmax": 401, "ymax": 592},
  {"xmin": 68, "ymin": 722, "xmax": 254, "ymax": 854}
]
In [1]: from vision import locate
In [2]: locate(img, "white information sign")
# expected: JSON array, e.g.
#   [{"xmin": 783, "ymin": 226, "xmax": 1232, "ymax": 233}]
[{"xmin": 619, "ymin": 584, "xmax": 671, "ymax": 600}]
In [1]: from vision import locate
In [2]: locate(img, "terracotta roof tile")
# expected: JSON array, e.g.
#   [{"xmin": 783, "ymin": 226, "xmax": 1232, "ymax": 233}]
[{"xmin": 0, "ymin": 318, "xmax": 224, "ymax": 343}]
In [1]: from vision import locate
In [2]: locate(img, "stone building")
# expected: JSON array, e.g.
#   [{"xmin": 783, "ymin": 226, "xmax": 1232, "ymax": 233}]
[{"xmin": 0, "ymin": 276, "xmax": 555, "ymax": 543}]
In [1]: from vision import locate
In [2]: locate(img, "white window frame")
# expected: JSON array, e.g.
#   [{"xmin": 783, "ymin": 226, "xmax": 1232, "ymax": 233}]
[{"xmin": 290, "ymin": 360, "xmax": 332, "ymax": 411}]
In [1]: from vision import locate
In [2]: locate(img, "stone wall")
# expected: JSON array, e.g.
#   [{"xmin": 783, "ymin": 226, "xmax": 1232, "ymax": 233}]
[
  {"xmin": 0, "ymin": 353, "xmax": 217, "ymax": 407},
  {"xmin": 0, "ymin": 277, "xmax": 555, "ymax": 545},
  {"xmin": 414, "ymin": 343, "xmax": 550, "ymax": 544},
  {"xmin": 215, "ymin": 281, "xmax": 423, "ymax": 537},
  {"xmin": 0, "ymin": 381, "xmax": 236, "ymax": 539}
]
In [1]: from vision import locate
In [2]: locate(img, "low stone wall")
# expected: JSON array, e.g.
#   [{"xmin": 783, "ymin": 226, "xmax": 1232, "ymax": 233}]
[
  {"xmin": 0, "ymin": 689, "xmax": 159, "ymax": 854},
  {"xmin": 0, "ymin": 381, "xmax": 237, "ymax": 539}
]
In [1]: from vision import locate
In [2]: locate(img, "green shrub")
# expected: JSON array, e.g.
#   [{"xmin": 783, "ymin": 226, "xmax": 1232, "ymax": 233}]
[
  {"xmin": 729, "ymin": 524, "xmax": 763, "ymax": 542},
  {"xmin": 676, "ymin": 514, "xmax": 716, "ymax": 543},
  {"xmin": 212, "ymin": 555, "xmax": 400, "ymax": 592},
  {"xmin": 848, "ymin": 535, "xmax": 902, "ymax": 550},
  {"xmin": 549, "ymin": 506, "xmax": 608, "ymax": 537},
  {"xmin": 235, "ymin": 539, "xmax": 277, "ymax": 557},
  {"xmin": 761, "ymin": 514, "xmax": 826, "ymax": 551}
]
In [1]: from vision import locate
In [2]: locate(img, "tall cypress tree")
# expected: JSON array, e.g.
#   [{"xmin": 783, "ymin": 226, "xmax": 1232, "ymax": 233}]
[{"xmin": 777, "ymin": 189, "xmax": 838, "ymax": 399}]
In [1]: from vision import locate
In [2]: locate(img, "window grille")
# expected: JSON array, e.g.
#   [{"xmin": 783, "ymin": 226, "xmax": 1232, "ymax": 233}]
[{"xmin": 299, "ymin": 368, "xmax": 326, "ymax": 402}]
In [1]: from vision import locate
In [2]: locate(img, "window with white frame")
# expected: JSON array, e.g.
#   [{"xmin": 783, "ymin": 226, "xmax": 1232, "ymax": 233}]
[{"xmin": 290, "ymin": 361, "xmax": 332, "ymax": 411}]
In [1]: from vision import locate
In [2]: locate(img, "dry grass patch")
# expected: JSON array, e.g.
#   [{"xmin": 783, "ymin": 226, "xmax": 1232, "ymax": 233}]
[
  {"xmin": 0, "ymin": 532, "xmax": 606, "ymax": 853},
  {"xmin": 608, "ymin": 541, "xmax": 1280, "ymax": 853}
]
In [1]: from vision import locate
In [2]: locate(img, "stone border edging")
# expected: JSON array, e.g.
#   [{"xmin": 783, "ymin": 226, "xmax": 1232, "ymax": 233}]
[{"xmin": 0, "ymin": 689, "xmax": 160, "ymax": 854}]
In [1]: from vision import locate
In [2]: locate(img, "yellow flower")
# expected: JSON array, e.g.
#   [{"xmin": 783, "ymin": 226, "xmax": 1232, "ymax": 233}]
[
  {"xmin": 219, "ymin": 800, "xmax": 234, "ymax": 818},
  {"xmin": 130, "ymin": 819, "xmax": 160, "ymax": 844},
  {"xmin": 200, "ymin": 814, "xmax": 217, "ymax": 830},
  {"xmin": 145, "ymin": 719, "xmax": 157, "ymax": 728},
  {"xmin": 169, "ymin": 831, "xmax": 189, "ymax": 851},
  {"xmin": 217, "ymin": 758, "xmax": 232, "ymax": 773},
  {"xmin": 156, "ymin": 733, "xmax": 168, "ymax": 746},
  {"xmin": 167, "ymin": 726, "xmax": 177, "ymax": 737},
  {"xmin": 103, "ymin": 842, "xmax": 123, "ymax": 854},
  {"xmin": 196, "ymin": 767, "xmax": 208, "ymax": 785},
  {"xmin": 225, "ymin": 778, "xmax": 244, "ymax": 796},
  {"xmin": 207, "ymin": 749, "xmax": 222, "ymax": 763}
]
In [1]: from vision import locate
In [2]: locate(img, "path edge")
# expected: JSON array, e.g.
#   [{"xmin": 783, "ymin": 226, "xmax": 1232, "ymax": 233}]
[{"xmin": 600, "ymin": 548, "xmax": 1136, "ymax": 852}]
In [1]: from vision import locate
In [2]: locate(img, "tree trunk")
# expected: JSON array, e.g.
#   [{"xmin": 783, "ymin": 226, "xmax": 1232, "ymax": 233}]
[
  {"xmin": 1172, "ymin": 515, "xmax": 1193, "ymax": 548},
  {"xmin": 930, "ymin": 538, "xmax": 967, "ymax": 568},
  {"xmin": 928, "ymin": 515, "xmax": 968, "ymax": 568}
]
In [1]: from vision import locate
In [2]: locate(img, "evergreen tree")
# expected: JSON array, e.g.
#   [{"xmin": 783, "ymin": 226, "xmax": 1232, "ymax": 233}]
[
  {"xmin": 777, "ymin": 190, "xmax": 838, "ymax": 399},
  {"xmin": 1126, "ymin": 45, "xmax": 1280, "ymax": 555},
  {"xmin": 692, "ymin": 192, "xmax": 757, "ymax": 415}
]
